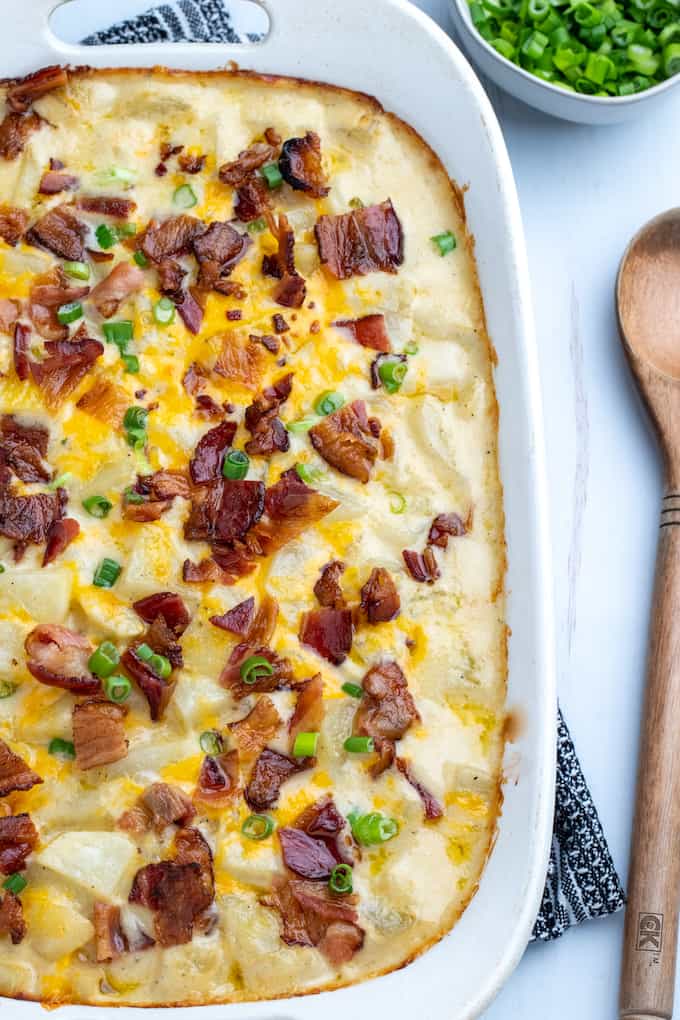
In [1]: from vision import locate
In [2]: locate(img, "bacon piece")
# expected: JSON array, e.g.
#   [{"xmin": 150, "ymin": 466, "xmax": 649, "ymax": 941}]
[
  {"xmin": 279, "ymin": 132, "xmax": 329, "ymax": 198},
  {"xmin": 248, "ymin": 594, "xmax": 279, "ymax": 645},
  {"xmin": 244, "ymin": 372, "xmax": 292, "ymax": 457},
  {"xmin": 0, "ymin": 814, "xmax": 37, "ymax": 874},
  {"xmin": 219, "ymin": 142, "xmax": 274, "ymax": 186},
  {"xmin": 73, "ymin": 699, "xmax": 128, "ymax": 770},
  {"xmin": 0, "ymin": 892, "xmax": 25, "ymax": 945},
  {"xmin": 0, "ymin": 299, "xmax": 20, "ymax": 334},
  {"xmin": 0, "ymin": 487, "xmax": 64, "ymax": 549},
  {"xmin": 333, "ymin": 314, "xmax": 391, "ymax": 352},
  {"xmin": 182, "ymin": 360, "xmax": 208, "ymax": 396},
  {"xmin": 195, "ymin": 749, "xmax": 239, "ymax": 806},
  {"xmin": 272, "ymin": 313, "xmax": 289, "ymax": 334},
  {"xmin": 428, "ymin": 512, "xmax": 468, "ymax": 548},
  {"xmin": 38, "ymin": 171, "xmax": 79, "ymax": 195},
  {"xmin": 309, "ymin": 400, "xmax": 380, "ymax": 483},
  {"xmin": 182, "ymin": 549, "xmax": 255, "ymax": 587},
  {"xmin": 262, "ymin": 211, "xmax": 306, "ymax": 309},
  {"xmin": 314, "ymin": 560, "xmax": 346, "ymax": 609},
  {"xmin": 25, "ymin": 624, "xmax": 99, "ymax": 695},
  {"xmin": 189, "ymin": 420, "xmax": 237, "ymax": 485},
  {"xmin": 278, "ymin": 828, "xmax": 337, "ymax": 880},
  {"xmin": 93, "ymin": 902, "xmax": 127, "ymax": 962},
  {"xmin": 30, "ymin": 335, "xmax": 104, "ymax": 407},
  {"xmin": 129, "ymin": 857, "xmax": 213, "ymax": 947},
  {"xmin": 360, "ymin": 567, "xmax": 400, "ymax": 624},
  {"xmin": 132, "ymin": 592, "xmax": 190, "ymax": 636},
  {"xmin": 0, "ymin": 111, "xmax": 42, "ymax": 161},
  {"xmin": 143, "ymin": 782, "xmax": 195, "ymax": 829},
  {"xmin": 77, "ymin": 195, "xmax": 136, "ymax": 218},
  {"xmin": 6, "ymin": 65, "xmax": 68, "ymax": 114},
  {"xmin": 210, "ymin": 596, "xmax": 255, "ymax": 636},
  {"xmin": 178, "ymin": 152, "xmax": 206, "ymax": 174},
  {"xmin": 193, "ymin": 221, "xmax": 250, "ymax": 279},
  {"xmin": 26, "ymin": 203, "xmax": 86, "ymax": 261},
  {"xmin": 122, "ymin": 498, "xmax": 172, "ymax": 523},
  {"xmin": 184, "ymin": 479, "xmax": 265, "ymax": 544},
  {"xmin": 295, "ymin": 796, "xmax": 354, "ymax": 866},
  {"xmin": 395, "ymin": 756, "xmax": 443, "ymax": 821},
  {"xmin": 0, "ymin": 741, "xmax": 42, "ymax": 798},
  {"xmin": 274, "ymin": 273, "xmax": 306, "ymax": 309},
  {"xmin": 289, "ymin": 673, "xmax": 324, "ymax": 745},
  {"xmin": 229, "ymin": 696, "xmax": 281, "ymax": 759},
  {"xmin": 174, "ymin": 826, "xmax": 214, "ymax": 901},
  {"xmin": 176, "ymin": 289, "xmax": 204, "ymax": 335},
  {"xmin": 234, "ymin": 176, "xmax": 269, "ymax": 222},
  {"xmin": 76, "ymin": 377, "xmax": 129, "ymax": 428},
  {"xmin": 42, "ymin": 516, "xmax": 79, "ymax": 566},
  {"xmin": 12, "ymin": 322, "xmax": 30, "ymax": 381},
  {"xmin": 86, "ymin": 248, "xmax": 114, "ymax": 264},
  {"xmin": 157, "ymin": 258, "xmax": 186, "ymax": 300},
  {"xmin": 213, "ymin": 331, "xmax": 266, "ymax": 390},
  {"xmin": 0, "ymin": 415, "xmax": 50, "ymax": 484},
  {"xmin": 262, "ymin": 877, "xmax": 364, "ymax": 964},
  {"xmin": 219, "ymin": 644, "xmax": 297, "ymax": 700},
  {"xmin": 245, "ymin": 749, "xmax": 309, "ymax": 811},
  {"xmin": 141, "ymin": 214, "xmax": 204, "ymax": 262},
  {"xmin": 0, "ymin": 205, "xmax": 28, "ymax": 246},
  {"xmin": 354, "ymin": 661, "xmax": 419, "ymax": 766},
  {"xmin": 29, "ymin": 266, "xmax": 90, "ymax": 341},
  {"xmin": 315, "ymin": 199, "xmax": 403, "ymax": 280},
  {"xmin": 140, "ymin": 470, "xmax": 191, "ymax": 501},
  {"xmin": 121, "ymin": 619, "xmax": 181, "ymax": 722},
  {"xmin": 299, "ymin": 609, "xmax": 354, "ymax": 666},
  {"xmin": 251, "ymin": 467, "xmax": 339, "ymax": 557},
  {"xmin": 402, "ymin": 546, "xmax": 440, "ymax": 583},
  {"xmin": 89, "ymin": 262, "xmax": 145, "ymax": 318}
]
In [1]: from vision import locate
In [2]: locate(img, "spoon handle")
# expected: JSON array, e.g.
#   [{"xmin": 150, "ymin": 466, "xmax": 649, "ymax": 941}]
[{"xmin": 620, "ymin": 494, "xmax": 680, "ymax": 1020}]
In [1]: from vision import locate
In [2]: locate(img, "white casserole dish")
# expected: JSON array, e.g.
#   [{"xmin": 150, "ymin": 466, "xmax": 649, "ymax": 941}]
[{"xmin": 6, "ymin": 1, "xmax": 556, "ymax": 1017}]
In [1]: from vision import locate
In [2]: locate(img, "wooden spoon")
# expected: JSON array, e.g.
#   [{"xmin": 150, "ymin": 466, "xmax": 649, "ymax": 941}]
[{"xmin": 617, "ymin": 208, "xmax": 680, "ymax": 1020}]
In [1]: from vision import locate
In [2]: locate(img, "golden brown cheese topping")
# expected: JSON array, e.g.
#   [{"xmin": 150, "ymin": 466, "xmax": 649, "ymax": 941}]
[{"xmin": 0, "ymin": 65, "xmax": 507, "ymax": 1007}]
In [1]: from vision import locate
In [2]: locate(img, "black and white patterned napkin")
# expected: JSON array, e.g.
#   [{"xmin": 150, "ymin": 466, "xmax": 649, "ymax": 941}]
[{"xmin": 83, "ymin": 0, "xmax": 626, "ymax": 942}]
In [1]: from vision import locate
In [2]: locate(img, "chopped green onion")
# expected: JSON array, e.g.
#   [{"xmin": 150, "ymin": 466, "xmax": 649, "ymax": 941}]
[
  {"xmin": 329, "ymin": 863, "xmax": 353, "ymax": 895},
  {"xmin": 115, "ymin": 223, "xmax": 137, "ymax": 239},
  {"xmin": 344, "ymin": 736, "xmax": 375, "ymax": 754},
  {"xmin": 222, "ymin": 450, "xmax": 249, "ymax": 480},
  {"xmin": 663, "ymin": 40, "xmax": 680, "ymax": 71},
  {"xmin": 242, "ymin": 813, "xmax": 275, "ymax": 841},
  {"xmin": 378, "ymin": 357, "xmax": 408, "ymax": 394},
  {"xmin": 492, "ymin": 36, "xmax": 517, "ymax": 56},
  {"xmin": 136, "ymin": 643, "xmax": 153, "ymax": 663},
  {"xmin": 348, "ymin": 810, "xmax": 399, "ymax": 846},
  {"xmin": 247, "ymin": 217, "xmax": 267, "ymax": 233},
  {"xmin": 148, "ymin": 653, "xmax": 172, "ymax": 679},
  {"xmin": 103, "ymin": 674, "xmax": 132, "ymax": 703},
  {"xmin": 314, "ymin": 390, "xmax": 345, "ymax": 416},
  {"xmin": 82, "ymin": 495, "xmax": 112, "ymax": 519},
  {"xmin": 0, "ymin": 565, "xmax": 4, "ymax": 575},
  {"xmin": 341, "ymin": 682, "xmax": 364, "ymax": 699},
  {"xmin": 56, "ymin": 301, "xmax": 83, "ymax": 325},
  {"xmin": 123, "ymin": 486, "xmax": 145, "ymax": 505},
  {"xmin": 173, "ymin": 184, "xmax": 198, "ymax": 209},
  {"xmin": 62, "ymin": 260, "xmax": 90, "ymax": 281},
  {"xmin": 88, "ymin": 641, "xmax": 120, "ymax": 679},
  {"xmin": 94, "ymin": 166, "xmax": 137, "ymax": 187},
  {"xmin": 95, "ymin": 223, "xmax": 118, "ymax": 250},
  {"xmin": 133, "ymin": 250, "xmax": 149, "ymax": 268},
  {"xmin": 122, "ymin": 354, "xmax": 139, "ymax": 374},
  {"xmin": 103, "ymin": 320, "xmax": 134, "ymax": 346},
  {"xmin": 295, "ymin": 463, "xmax": 325, "ymax": 485},
  {"xmin": 93, "ymin": 558, "xmax": 121, "ymax": 589},
  {"xmin": 123, "ymin": 407, "xmax": 148, "ymax": 449},
  {"xmin": 627, "ymin": 41, "xmax": 660, "ymax": 72},
  {"xmin": 403, "ymin": 340, "xmax": 419, "ymax": 356},
  {"xmin": 48, "ymin": 737, "xmax": 75, "ymax": 759},
  {"xmin": 431, "ymin": 230, "xmax": 457, "ymax": 256},
  {"xmin": 261, "ymin": 163, "xmax": 283, "ymax": 189},
  {"xmin": 48, "ymin": 472, "xmax": 72, "ymax": 490},
  {"xmin": 293, "ymin": 731, "xmax": 319, "ymax": 757},
  {"xmin": 199, "ymin": 730, "xmax": 224, "ymax": 755},
  {"xmin": 522, "ymin": 28, "xmax": 550, "ymax": 57},
  {"xmin": 3, "ymin": 874, "xmax": 27, "ymax": 895},
  {"xmin": 0, "ymin": 680, "xmax": 17, "ymax": 699},
  {"xmin": 286, "ymin": 416, "xmax": 321, "ymax": 433},
  {"xmin": 153, "ymin": 296, "xmax": 176, "ymax": 326},
  {"xmin": 240, "ymin": 655, "xmax": 275, "ymax": 685},
  {"xmin": 388, "ymin": 491, "xmax": 407, "ymax": 514}
]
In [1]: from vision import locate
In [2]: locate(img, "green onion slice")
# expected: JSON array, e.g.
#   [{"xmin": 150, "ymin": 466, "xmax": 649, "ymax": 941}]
[
  {"xmin": 431, "ymin": 231, "xmax": 457, "ymax": 256},
  {"xmin": 293, "ymin": 731, "xmax": 319, "ymax": 758},
  {"xmin": 314, "ymin": 390, "xmax": 345, "ymax": 416},
  {"xmin": 88, "ymin": 641, "xmax": 120, "ymax": 679},
  {"xmin": 133, "ymin": 249, "xmax": 149, "ymax": 268},
  {"xmin": 199, "ymin": 730, "xmax": 224, "ymax": 755},
  {"xmin": 344, "ymin": 736, "xmax": 375, "ymax": 754},
  {"xmin": 239, "ymin": 655, "xmax": 275, "ymax": 685},
  {"xmin": 93, "ymin": 558, "xmax": 121, "ymax": 589},
  {"xmin": 94, "ymin": 166, "xmax": 137, "ymax": 187},
  {"xmin": 262, "ymin": 163, "xmax": 283, "ymax": 189},
  {"xmin": 123, "ymin": 486, "xmax": 145, "ymax": 505},
  {"xmin": 242, "ymin": 813, "xmax": 275, "ymax": 841},
  {"xmin": 403, "ymin": 340, "xmax": 419, "ymax": 356},
  {"xmin": 62, "ymin": 260, "xmax": 90, "ymax": 281},
  {"xmin": 153, "ymin": 296, "xmax": 176, "ymax": 326},
  {"xmin": 48, "ymin": 472, "xmax": 72, "ymax": 491},
  {"xmin": 247, "ymin": 217, "xmax": 267, "ymax": 233},
  {"xmin": 341, "ymin": 682, "xmax": 364, "ymax": 699},
  {"xmin": 48, "ymin": 737, "xmax": 75, "ymax": 759},
  {"xmin": 135, "ymin": 643, "xmax": 154, "ymax": 663},
  {"xmin": 104, "ymin": 321, "xmax": 134, "ymax": 346},
  {"xmin": 0, "ymin": 565, "xmax": 4, "ymax": 575},
  {"xmin": 173, "ymin": 184, "xmax": 198, "ymax": 209},
  {"xmin": 222, "ymin": 450, "xmax": 249, "ymax": 480},
  {"xmin": 95, "ymin": 223, "xmax": 118, "ymax": 250},
  {"xmin": 329, "ymin": 863, "xmax": 353, "ymax": 895},
  {"xmin": 388, "ymin": 491, "xmax": 407, "ymax": 514},
  {"xmin": 2, "ymin": 874, "xmax": 27, "ymax": 895},
  {"xmin": 286, "ymin": 416, "xmax": 321, "ymax": 433},
  {"xmin": 0, "ymin": 681, "xmax": 17, "ymax": 699},
  {"xmin": 148, "ymin": 654, "xmax": 171, "ymax": 679},
  {"xmin": 82, "ymin": 495, "xmax": 112, "ymax": 519},
  {"xmin": 56, "ymin": 301, "xmax": 83, "ymax": 325},
  {"xmin": 295, "ymin": 463, "xmax": 325, "ymax": 485},
  {"xmin": 348, "ymin": 810, "xmax": 399, "ymax": 846},
  {"xmin": 104, "ymin": 674, "xmax": 132, "ymax": 703},
  {"xmin": 122, "ymin": 354, "xmax": 140, "ymax": 374},
  {"xmin": 378, "ymin": 357, "xmax": 408, "ymax": 394}
]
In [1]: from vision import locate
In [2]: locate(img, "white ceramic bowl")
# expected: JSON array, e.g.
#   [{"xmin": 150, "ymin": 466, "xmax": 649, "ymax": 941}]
[{"xmin": 449, "ymin": 0, "xmax": 680, "ymax": 123}]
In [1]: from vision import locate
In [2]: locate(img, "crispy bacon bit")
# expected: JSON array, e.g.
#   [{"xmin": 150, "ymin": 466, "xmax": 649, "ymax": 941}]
[
  {"xmin": 354, "ymin": 661, "xmax": 418, "ymax": 771},
  {"xmin": 295, "ymin": 797, "xmax": 354, "ymax": 865},
  {"xmin": 251, "ymin": 467, "xmax": 339, "ymax": 557},
  {"xmin": 77, "ymin": 195, "xmax": 136, "ymax": 218},
  {"xmin": 210, "ymin": 595, "xmax": 255, "ymax": 636},
  {"xmin": 227, "ymin": 309, "xmax": 242, "ymax": 322},
  {"xmin": 234, "ymin": 176, "xmax": 269, "ymax": 222},
  {"xmin": 194, "ymin": 221, "xmax": 251, "ymax": 282},
  {"xmin": 0, "ymin": 892, "xmax": 25, "ymax": 945},
  {"xmin": 279, "ymin": 132, "xmax": 329, "ymax": 198},
  {"xmin": 178, "ymin": 152, "xmax": 206, "ymax": 174},
  {"xmin": 38, "ymin": 171, "xmax": 79, "ymax": 195},
  {"xmin": 6, "ymin": 65, "xmax": 68, "ymax": 114},
  {"xmin": 174, "ymin": 826, "xmax": 215, "ymax": 900},
  {"xmin": 0, "ymin": 415, "xmax": 50, "ymax": 484},
  {"xmin": 89, "ymin": 262, "xmax": 145, "ymax": 319},
  {"xmin": 141, "ymin": 214, "xmax": 204, "ymax": 262},
  {"xmin": 122, "ymin": 618, "xmax": 181, "ymax": 721},
  {"xmin": 183, "ymin": 547, "xmax": 256, "ymax": 587},
  {"xmin": 49, "ymin": 158, "xmax": 64, "ymax": 170},
  {"xmin": 0, "ymin": 814, "xmax": 38, "ymax": 874},
  {"xmin": 26, "ymin": 203, "xmax": 86, "ymax": 261},
  {"xmin": 402, "ymin": 547, "xmax": 440, "ymax": 583},
  {"xmin": 299, "ymin": 609, "xmax": 354, "ymax": 666},
  {"xmin": 87, "ymin": 248, "xmax": 114, "ymax": 264},
  {"xmin": 42, "ymin": 516, "xmax": 79, "ymax": 566},
  {"xmin": 274, "ymin": 273, "xmax": 306, "ymax": 309},
  {"xmin": 29, "ymin": 267, "xmax": 90, "ymax": 342},
  {"xmin": 213, "ymin": 332, "xmax": 266, "ymax": 390},
  {"xmin": 30, "ymin": 335, "xmax": 104, "ymax": 407},
  {"xmin": 190, "ymin": 420, "xmax": 237, "ymax": 485},
  {"xmin": 395, "ymin": 757, "xmax": 443, "ymax": 821},
  {"xmin": 0, "ymin": 741, "xmax": 42, "ymax": 798},
  {"xmin": 309, "ymin": 400, "xmax": 380, "ymax": 484},
  {"xmin": 315, "ymin": 199, "xmax": 404, "ymax": 280},
  {"xmin": 93, "ymin": 902, "xmax": 127, "ymax": 962},
  {"xmin": 272, "ymin": 313, "xmax": 289, "ymax": 333},
  {"xmin": 334, "ymin": 314, "xmax": 391, "ymax": 352},
  {"xmin": 182, "ymin": 360, "xmax": 208, "ymax": 396},
  {"xmin": 219, "ymin": 142, "xmax": 274, "ymax": 187},
  {"xmin": 184, "ymin": 479, "xmax": 265, "ymax": 544},
  {"xmin": 229, "ymin": 696, "xmax": 281, "ymax": 759},
  {"xmin": 195, "ymin": 395, "xmax": 223, "ymax": 418},
  {"xmin": 25, "ymin": 624, "xmax": 99, "ymax": 695},
  {"xmin": 278, "ymin": 828, "xmax": 337, "ymax": 880},
  {"xmin": 314, "ymin": 560, "xmax": 346, "ymax": 609},
  {"xmin": 129, "ymin": 852, "xmax": 213, "ymax": 947},
  {"xmin": 255, "ymin": 332, "xmax": 279, "ymax": 353},
  {"xmin": 219, "ymin": 644, "xmax": 297, "ymax": 700},
  {"xmin": 143, "ymin": 470, "xmax": 191, "ymax": 501},
  {"xmin": 73, "ymin": 698, "xmax": 128, "ymax": 770},
  {"xmin": 0, "ymin": 111, "xmax": 42, "ymax": 161},
  {"xmin": 12, "ymin": 322, "xmax": 29, "ymax": 380},
  {"xmin": 265, "ymin": 127, "xmax": 281, "ymax": 146},
  {"xmin": 132, "ymin": 592, "xmax": 190, "ymax": 636},
  {"xmin": 360, "ymin": 567, "xmax": 400, "ymax": 624},
  {"xmin": 0, "ymin": 299, "xmax": 20, "ymax": 335},
  {"xmin": 428, "ymin": 512, "xmax": 468, "ymax": 548},
  {"xmin": 262, "ymin": 212, "xmax": 306, "ymax": 309},
  {"xmin": 249, "ymin": 594, "xmax": 279, "ymax": 645},
  {"xmin": 176, "ymin": 288, "xmax": 204, "ymax": 335},
  {"xmin": 245, "ymin": 748, "xmax": 309, "ymax": 811},
  {"xmin": 157, "ymin": 258, "xmax": 186, "ymax": 299},
  {"xmin": 76, "ymin": 377, "xmax": 129, "ymax": 427},
  {"xmin": 195, "ymin": 749, "xmax": 239, "ymax": 806},
  {"xmin": 289, "ymin": 673, "xmax": 324, "ymax": 744},
  {"xmin": 262, "ymin": 876, "xmax": 364, "ymax": 964},
  {"xmin": 119, "ymin": 782, "xmax": 196, "ymax": 834},
  {"xmin": 0, "ymin": 205, "xmax": 28, "ymax": 246},
  {"xmin": 0, "ymin": 487, "xmax": 64, "ymax": 550},
  {"xmin": 244, "ymin": 372, "xmax": 292, "ymax": 457}
]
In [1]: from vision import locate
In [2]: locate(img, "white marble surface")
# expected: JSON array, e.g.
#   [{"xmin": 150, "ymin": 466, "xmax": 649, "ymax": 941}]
[{"xmin": 48, "ymin": 0, "xmax": 680, "ymax": 1015}]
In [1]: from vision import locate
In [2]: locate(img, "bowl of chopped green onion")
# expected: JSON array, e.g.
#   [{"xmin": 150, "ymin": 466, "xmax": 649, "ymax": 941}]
[{"xmin": 449, "ymin": 0, "xmax": 680, "ymax": 121}]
